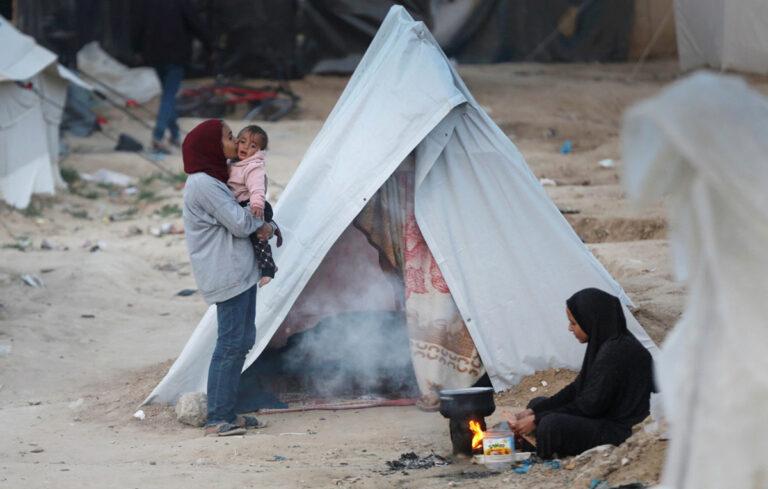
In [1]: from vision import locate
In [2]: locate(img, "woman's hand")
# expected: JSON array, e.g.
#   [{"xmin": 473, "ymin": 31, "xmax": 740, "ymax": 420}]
[
  {"xmin": 515, "ymin": 408, "xmax": 534, "ymax": 420},
  {"xmin": 256, "ymin": 222, "xmax": 274, "ymax": 241},
  {"xmin": 513, "ymin": 414, "xmax": 536, "ymax": 436}
]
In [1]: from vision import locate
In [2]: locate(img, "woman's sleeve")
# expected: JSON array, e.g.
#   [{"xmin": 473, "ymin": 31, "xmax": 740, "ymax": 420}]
[
  {"xmin": 199, "ymin": 179, "xmax": 264, "ymax": 237},
  {"xmin": 243, "ymin": 157, "xmax": 266, "ymax": 214},
  {"xmin": 530, "ymin": 378, "xmax": 579, "ymax": 416}
]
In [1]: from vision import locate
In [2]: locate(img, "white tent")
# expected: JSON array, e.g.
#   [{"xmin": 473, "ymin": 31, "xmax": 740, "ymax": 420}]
[
  {"xmin": 675, "ymin": 0, "xmax": 768, "ymax": 74},
  {"xmin": 623, "ymin": 72, "xmax": 768, "ymax": 489},
  {"xmin": 0, "ymin": 16, "xmax": 90, "ymax": 209},
  {"xmin": 146, "ymin": 7, "xmax": 658, "ymax": 405}
]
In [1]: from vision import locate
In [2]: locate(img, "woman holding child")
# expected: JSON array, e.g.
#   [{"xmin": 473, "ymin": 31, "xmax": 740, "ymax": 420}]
[{"xmin": 181, "ymin": 119, "xmax": 275, "ymax": 436}]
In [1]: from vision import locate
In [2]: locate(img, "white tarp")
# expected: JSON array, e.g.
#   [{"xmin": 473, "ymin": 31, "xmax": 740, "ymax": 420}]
[
  {"xmin": 675, "ymin": 0, "xmax": 768, "ymax": 74},
  {"xmin": 623, "ymin": 72, "xmax": 768, "ymax": 489},
  {"xmin": 146, "ymin": 7, "xmax": 658, "ymax": 405},
  {"xmin": 76, "ymin": 42, "xmax": 160, "ymax": 105}
]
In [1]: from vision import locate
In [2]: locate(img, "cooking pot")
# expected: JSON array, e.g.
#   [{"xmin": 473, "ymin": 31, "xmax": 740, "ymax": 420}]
[{"xmin": 438, "ymin": 387, "xmax": 495, "ymax": 419}]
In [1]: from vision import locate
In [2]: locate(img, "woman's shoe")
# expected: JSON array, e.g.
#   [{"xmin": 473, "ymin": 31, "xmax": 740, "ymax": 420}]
[{"xmin": 204, "ymin": 422, "xmax": 247, "ymax": 437}]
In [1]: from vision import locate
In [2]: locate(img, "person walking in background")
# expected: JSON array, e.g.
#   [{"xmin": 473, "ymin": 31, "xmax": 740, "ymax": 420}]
[{"xmin": 136, "ymin": 0, "xmax": 212, "ymax": 154}]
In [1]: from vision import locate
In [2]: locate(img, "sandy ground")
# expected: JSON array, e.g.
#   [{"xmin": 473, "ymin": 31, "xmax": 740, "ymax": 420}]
[{"xmin": 2, "ymin": 61, "xmax": 766, "ymax": 489}]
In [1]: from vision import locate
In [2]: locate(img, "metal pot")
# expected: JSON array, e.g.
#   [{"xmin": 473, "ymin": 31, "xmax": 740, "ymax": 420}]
[{"xmin": 438, "ymin": 387, "xmax": 495, "ymax": 419}]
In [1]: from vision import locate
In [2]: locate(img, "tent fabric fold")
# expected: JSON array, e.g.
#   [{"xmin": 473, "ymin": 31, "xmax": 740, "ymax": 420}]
[
  {"xmin": 146, "ymin": 6, "xmax": 657, "ymax": 406},
  {"xmin": 623, "ymin": 71, "xmax": 768, "ymax": 489}
]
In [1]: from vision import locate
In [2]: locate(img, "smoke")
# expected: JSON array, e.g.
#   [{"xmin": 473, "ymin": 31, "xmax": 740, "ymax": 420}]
[
  {"xmin": 258, "ymin": 167, "xmax": 421, "ymax": 399},
  {"xmin": 280, "ymin": 311, "xmax": 419, "ymax": 398}
]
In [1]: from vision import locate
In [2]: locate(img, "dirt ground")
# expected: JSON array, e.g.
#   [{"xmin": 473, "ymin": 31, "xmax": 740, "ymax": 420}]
[{"xmin": 2, "ymin": 61, "xmax": 766, "ymax": 489}]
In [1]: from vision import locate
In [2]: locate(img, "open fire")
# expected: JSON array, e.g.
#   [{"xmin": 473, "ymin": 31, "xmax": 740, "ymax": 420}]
[{"xmin": 469, "ymin": 420, "xmax": 485, "ymax": 450}]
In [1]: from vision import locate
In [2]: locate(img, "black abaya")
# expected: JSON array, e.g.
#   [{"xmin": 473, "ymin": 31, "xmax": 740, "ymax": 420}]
[{"xmin": 529, "ymin": 288, "xmax": 654, "ymax": 459}]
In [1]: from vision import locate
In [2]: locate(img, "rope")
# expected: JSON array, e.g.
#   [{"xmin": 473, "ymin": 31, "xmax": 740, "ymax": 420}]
[
  {"xmin": 628, "ymin": 4, "xmax": 675, "ymax": 81},
  {"xmin": 18, "ymin": 82, "xmax": 177, "ymax": 177}
]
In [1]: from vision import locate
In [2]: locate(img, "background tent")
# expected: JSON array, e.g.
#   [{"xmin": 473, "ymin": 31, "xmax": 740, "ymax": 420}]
[
  {"xmin": 675, "ymin": 0, "xmax": 768, "ymax": 74},
  {"xmin": 623, "ymin": 72, "xmax": 768, "ymax": 489},
  {"xmin": 146, "ymin": 6, "xmax": 658, "ymax": 405},
  {"xmin": 0, "ymin": 15, "xmax": 90, "ymax": 209}
]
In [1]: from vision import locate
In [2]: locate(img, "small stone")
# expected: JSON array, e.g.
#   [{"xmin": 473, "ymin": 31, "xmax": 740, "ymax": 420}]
[
  {"xmin": 175, "ymin": 392, "xmax": 207, "ymax": 427},
  {"xmin": 149, "ymin": 461, "xmax": 156, "ymax": 466},
  {"xmin": 530, "ymin": 387, "xmax": 538, "ymax": 392},
  {"xmin": 29, "ymin": 448, "xmax": 44, "ymax": 454},
  {"xmin": 621, "ymin": 457, "xmax": 630, "ymax": 466}
]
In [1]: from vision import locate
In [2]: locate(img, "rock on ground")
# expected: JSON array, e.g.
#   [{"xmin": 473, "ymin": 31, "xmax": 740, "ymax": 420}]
[{"xmin": 175, "ymin": 392, "xmax": 207, "ymax": 427}]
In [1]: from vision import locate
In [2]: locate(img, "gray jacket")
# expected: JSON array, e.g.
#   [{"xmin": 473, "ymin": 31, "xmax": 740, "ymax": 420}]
[{"xmin": 183, "ymin": 172, "xmax": 265, "ymax": 304}]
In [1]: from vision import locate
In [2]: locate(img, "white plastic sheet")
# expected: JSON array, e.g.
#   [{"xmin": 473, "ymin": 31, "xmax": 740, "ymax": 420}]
[
  {"xmin": 146, "ymin": 7, "xmax": 658, "ymax": 405},
  {"xmin": 623, "ymin": 71, "xmax": 768, "ymax": 489},
  {"xmin": 76, "ymin": 42, "xmax": 161, "ymax": 104},
  {"xmin": 675, "ymin": 0, "xmax": 768, "ymax": 74}
]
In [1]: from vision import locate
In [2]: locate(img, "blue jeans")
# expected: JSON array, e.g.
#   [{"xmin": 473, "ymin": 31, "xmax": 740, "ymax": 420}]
[
  {"xmin": 152, "ymin": 64, "xmax": 184, "ymax": 142},
  {"xmin": 206, "ymin": 285, "xmax": 257, "ymax": 425}
]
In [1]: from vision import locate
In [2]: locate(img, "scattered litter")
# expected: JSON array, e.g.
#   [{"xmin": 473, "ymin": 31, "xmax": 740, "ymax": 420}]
[
  {"xmin": 539, "ymin": 178, "xmax": 557, "ymax": 187},
  {"xmin": 541, "ymin": 380, "xmax": 548, "ymax": 387},
  {"xmin": 123, "ymin": 186, "xmax": 139, "ymax": 196},
  {"xmin": 81, "ymin": 169, "xmax": 135, "ymax": 187},
  {"xmin": 544, "ymin": 127, "xmax": 557, "ymax": 138},
  {"xmin": 514, "ymin": 458, "xmax": 533, "ymax": 474},
  {"xmin": 41, "ymin": 268, "xmax": 55, "ymax": 274},
  {"xmin": 4, "ymin": 237, "xmax": 32, "ymax": 251},
  {"xmin": 81, "ymin": 314, "xmax": 95, "ymax": 319},
  {"xmin": 114, "ymin": 133, "xmax": 144, "ymax": 152},
  {"xmin": 176, "ymin": 289, "xmax": 197, "ymax": 297},
  {"xmin": 89, "ymin": 241, "xmax": 107, "ymax": 252},
  {"xmin": 21, "ymin": 274, "xmax": 44, "ymax": 288},
  {"xmin": 40, "ymin": 239, "xmax": 68, "ymax": 251},
  {"xmin": 544, "ymin": 459, "xmax": 561, "ymax": 469},
  {"xmin": 530, "ymin": 387, "xmax": 538, "ymax": 392},
  {"xmin": 385, "ymin": 452, "xmax": 450, "ymax": 470},
  {"xmin": 133, "ymin": 410, "xmax": 146, "ymax": 421},
  {"xmin": 29, "ymin": 447, "xmax": 44, "ymax": 454},
  {"xmin": 270, "ymin": 455, "xmax": 288, "ymax": 462},
  {"xmin": 0, "ymin": 344, "xmax": 11, "ymax": 357},
  {"xmin": 28, "ymin": 400, "xmax": 41, "ymax": 406},
  {"xmin": 621, "ymin": 457, "xmax": 630, "ymax": 466},
  {"xmin": 150, "ymin": 223, "xmax": 183, "ymax": 237},
  {"xmin": 560, "ymin": 140, "xmax": 573, "ymax": 154},
  {"xmin": 598, "ymin": 159, "xmax": 615, "ymax": 169}
]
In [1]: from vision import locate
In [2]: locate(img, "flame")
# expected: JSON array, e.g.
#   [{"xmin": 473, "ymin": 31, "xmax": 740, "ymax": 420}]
[{"xmin": 469, "ymin": 420, "xmax": 485, "ymax": 450}]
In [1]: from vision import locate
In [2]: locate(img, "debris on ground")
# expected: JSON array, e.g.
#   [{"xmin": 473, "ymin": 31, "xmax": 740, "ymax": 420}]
[
  {"xmin": 176, "ymin": 289, "xmax": 197, "ymax": 297},
  {"xmin": 40, "ymin": 239, "xmax": 68, "ymax": 251},
  {"xmin": 175, "ymin": 392, "xmax": 207, "ymax": 427},
  {"xmin": 133, "ymin": 409, "xmax": 146, "ymax": 421},
  {"xmin": 21, "ymin": 274, "xmax": 44, "ymax": 288},
  {"xmin": 559, "ymin": 139, "xmax": 573, "ymax": 154},
  {"xmin": 80, "ymin": 169, "xmax": 135, "ymax": 187},
  {"xmin": 539, "ymin": 177, "xmax": 558, "ymax": 187},
  {"xmin": 385, "ymin": 452, "xmax": 450, "ymax": 471},
  {"xmin": 598, "ymin": 159, "xmax": 616, "ymax": 169},
  {"xmin": 149, "ymin": 223, "xmax": 183, "ymax": 237}
]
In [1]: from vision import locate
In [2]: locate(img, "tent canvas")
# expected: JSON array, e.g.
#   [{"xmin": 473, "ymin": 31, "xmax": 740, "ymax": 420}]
[
  {"xmin": 0, "ymin": 16, "xmax": 90, "ymax": 209},
  {"xmin": 675, "ymin": 0, "xmax": 768, "ymax": 74},
  {"xmin": 623, "ymin": 72, "xmax": 768, "ymax": 489},
  {"xmin": 146, "ymin": 7, "xmax": 658, "ymax": 405}
]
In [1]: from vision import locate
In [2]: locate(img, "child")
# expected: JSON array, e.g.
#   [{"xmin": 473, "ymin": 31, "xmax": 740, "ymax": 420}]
[{"xmin": 227, "ymin": 125, "xmax": 281, "ymax": 286}]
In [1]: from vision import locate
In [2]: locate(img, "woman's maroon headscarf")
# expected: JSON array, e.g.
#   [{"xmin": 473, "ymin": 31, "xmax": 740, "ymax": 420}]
[{"xmin": 182, "ymin": 119, "xmax": 229, "ymax": 183}]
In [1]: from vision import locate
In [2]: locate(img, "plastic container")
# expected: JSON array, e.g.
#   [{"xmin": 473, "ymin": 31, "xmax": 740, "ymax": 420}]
[{"xmin": 482, "ymin": 428, "xmax": 515, "ymax": 471}]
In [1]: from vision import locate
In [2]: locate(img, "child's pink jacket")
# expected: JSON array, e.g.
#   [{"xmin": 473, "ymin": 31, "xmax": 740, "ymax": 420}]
[{"xmin": 228, "ymin": 150, "xmax": 266, "ymax": 215}]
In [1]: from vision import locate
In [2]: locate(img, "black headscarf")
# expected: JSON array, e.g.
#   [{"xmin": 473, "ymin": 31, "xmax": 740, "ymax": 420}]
[{"xmin": 566, "ymin": 288, "xmax": 629, "ymax": 390}]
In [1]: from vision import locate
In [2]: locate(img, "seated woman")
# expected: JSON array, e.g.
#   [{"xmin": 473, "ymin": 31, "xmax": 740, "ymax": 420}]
[{"xmin": 509, "ymin": 288, "xmax": 654, "ymax": 459}]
